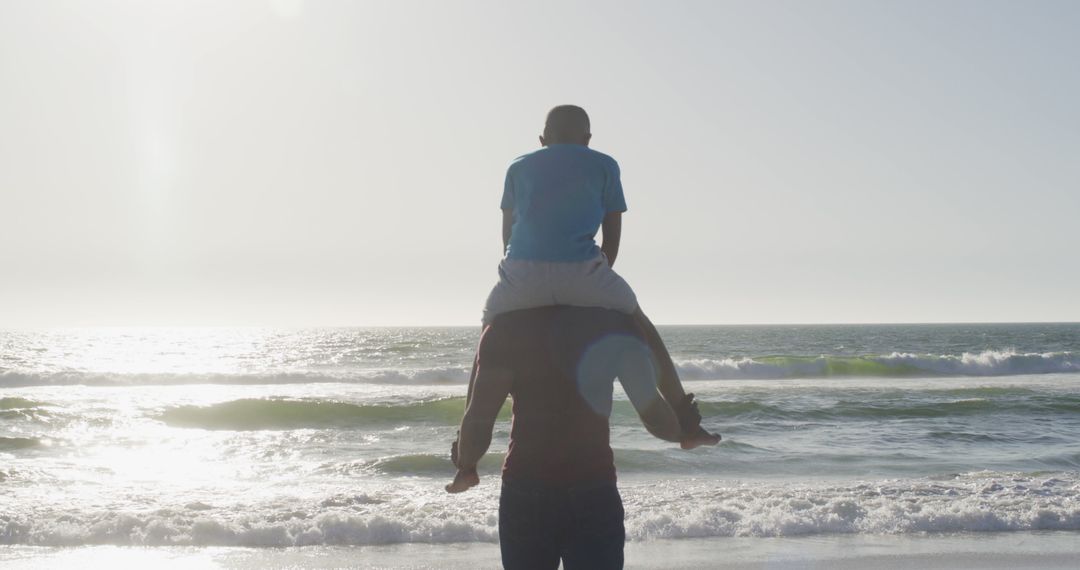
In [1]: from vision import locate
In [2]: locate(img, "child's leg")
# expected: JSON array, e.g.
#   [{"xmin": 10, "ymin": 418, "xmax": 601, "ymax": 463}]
[
  {"xmin": 551, "ymin": 257, "xmax": 683, "ymax": 402},
  {"xmin": 632, "ymin": 307, "xmax": 685, "ymax": 404},
  {"xmin": 633, "ymin": 306, "xmax": 722, "ymax": 448},
  {"xmin": 552, "ymin": 257, "xmax": 717, "ymax": 443}
]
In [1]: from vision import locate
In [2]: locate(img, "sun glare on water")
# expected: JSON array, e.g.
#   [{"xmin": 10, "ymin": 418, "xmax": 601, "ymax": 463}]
[{"xmin": 44, "ymin": 328, "xmax": 276, "ymax": 376}]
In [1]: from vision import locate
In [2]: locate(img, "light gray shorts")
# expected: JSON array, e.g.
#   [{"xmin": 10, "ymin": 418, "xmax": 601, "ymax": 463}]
[{"xmin": 481, "ymin": 254, "xmax": 639, "ymax": 325}]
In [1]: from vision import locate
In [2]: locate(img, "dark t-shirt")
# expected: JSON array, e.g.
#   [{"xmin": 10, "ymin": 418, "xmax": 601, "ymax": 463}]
[{"xmin": 477, "ymin": 306, "xmax": 652, "ymax": 485}]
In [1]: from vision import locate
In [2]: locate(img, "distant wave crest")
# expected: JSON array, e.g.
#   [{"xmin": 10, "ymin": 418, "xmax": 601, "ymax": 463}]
[
  {"xmin": 676, "ymin": 350, "xmax": 1080, "ymax": 380},
  {"xmin": 1, "ymin": 350, "xmax": 1076, "ymax": 387},
  {"xmin": 0, "ymin": 367, "xmax": 472, "ymax": 388}
]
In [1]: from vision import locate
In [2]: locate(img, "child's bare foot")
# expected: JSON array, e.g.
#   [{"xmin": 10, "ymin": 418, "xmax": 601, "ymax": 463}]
[
  {"xmin": 680, "ymin": 427, "xmax": 721, "ymax": 450},
  {"xmin": 445, "ymin": 468, "xmax": 480, "ymax": 493}
]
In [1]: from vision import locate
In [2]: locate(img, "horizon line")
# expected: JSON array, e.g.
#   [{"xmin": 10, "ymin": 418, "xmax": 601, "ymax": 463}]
[{"xmin": 4, "ymin": 320, "xmax": 1080, "ymax": 330}]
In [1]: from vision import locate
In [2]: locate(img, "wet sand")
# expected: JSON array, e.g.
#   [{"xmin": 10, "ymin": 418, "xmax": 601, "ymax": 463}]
[{"xmin": 3, "ymin": 531, "xmax": 1079, "ymax": 569}]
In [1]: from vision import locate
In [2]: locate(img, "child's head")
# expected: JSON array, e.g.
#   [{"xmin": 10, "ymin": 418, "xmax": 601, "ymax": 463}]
[{"xmin": 540, "ymin": 105, "xmax": 592, "ymax": 146}]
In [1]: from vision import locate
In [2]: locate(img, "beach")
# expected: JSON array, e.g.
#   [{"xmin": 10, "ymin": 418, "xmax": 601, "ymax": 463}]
[
  {"xmin": 4, "ymin": 533, "xmax": 1080, "ymax": 569},
  {"xmin": 2, "ymin": 324, "xmax": 1079, "ymax": 567}
]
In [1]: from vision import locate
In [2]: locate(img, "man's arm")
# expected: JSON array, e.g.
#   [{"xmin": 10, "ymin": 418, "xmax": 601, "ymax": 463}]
[
  {"xmin": 600, "ymin": 211, "xmax": 621, "ymax": 267},
  {"xmin": 447, "ymin": 359, "xmax": 513, "ymax": 493},
  {"xmin": 502, "ymin": 209, "xmax": 514, "ymax": 254}
]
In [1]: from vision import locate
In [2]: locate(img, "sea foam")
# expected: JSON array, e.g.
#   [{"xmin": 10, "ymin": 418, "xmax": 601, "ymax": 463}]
[{"xmin": 2, "ymin": 472, "xmax": 1076, "ymax": 546}]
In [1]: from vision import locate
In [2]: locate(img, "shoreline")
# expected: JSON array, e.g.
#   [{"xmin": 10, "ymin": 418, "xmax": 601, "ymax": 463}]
[{"xmin": 3, "ymin": 532, "xmax": 1079, "ymax": 569}]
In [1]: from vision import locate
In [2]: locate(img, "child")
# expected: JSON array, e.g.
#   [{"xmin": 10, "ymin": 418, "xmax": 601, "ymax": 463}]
[{"xmin": 482, "ymin": 105, "xmax": 719, "ymax": 446}]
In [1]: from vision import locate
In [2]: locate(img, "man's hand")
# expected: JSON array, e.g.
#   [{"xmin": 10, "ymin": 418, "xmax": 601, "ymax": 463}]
[
  {"xmin": 447, "ymin": 437, "xmax": 479, "ymax": 493},
  {"xmin": 446, "ymin": 467, "xmax": 480, "ymax": 494}
]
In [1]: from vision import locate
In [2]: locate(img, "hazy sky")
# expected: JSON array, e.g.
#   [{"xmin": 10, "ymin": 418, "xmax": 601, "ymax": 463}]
[{"xmin": 2, "ymin": 0, "xmax": 1078, "ymax": 326}]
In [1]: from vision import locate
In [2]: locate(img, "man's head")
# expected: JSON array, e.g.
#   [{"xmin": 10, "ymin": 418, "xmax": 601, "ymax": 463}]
[{"xmin": 540, "ymin": 105, "xmax": 591, "ymax": 147}]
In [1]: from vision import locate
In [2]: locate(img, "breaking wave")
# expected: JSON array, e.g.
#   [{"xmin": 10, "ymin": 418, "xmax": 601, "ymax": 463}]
[
  {"xmin": 623, "ymin": 472, "xmax": 1080, "ymax": 539},
  {"xmin": 157, "ymin": 398, "xmax": 510, "ymax": 430},
  {"xmin": 0, "ymin": 397, "xmax": 49, "ymax": 410},
  {"xmin": 149, "ymin": 387, "xmax": 1080, "ymax": 431},
  {"xmin": 0, "ymin": 437, "xmax": 40, "ymax": 450}
]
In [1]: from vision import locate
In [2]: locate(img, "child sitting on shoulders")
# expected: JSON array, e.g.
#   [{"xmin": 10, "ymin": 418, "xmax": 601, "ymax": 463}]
[{"xmin": 483, "ymin": 105, "xmax": 719, "ymax": 447}]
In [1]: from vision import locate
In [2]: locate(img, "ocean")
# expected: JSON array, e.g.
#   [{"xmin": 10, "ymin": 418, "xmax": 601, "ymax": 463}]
[{"xmin": 2, "ymin": 323, "xmax": 1079, "ymax": 562}]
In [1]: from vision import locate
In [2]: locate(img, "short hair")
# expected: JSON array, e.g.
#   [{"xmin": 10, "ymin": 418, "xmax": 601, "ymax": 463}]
[{"xmin": 543, "ymin": 105, "xmax": 590, "ymax": 142}]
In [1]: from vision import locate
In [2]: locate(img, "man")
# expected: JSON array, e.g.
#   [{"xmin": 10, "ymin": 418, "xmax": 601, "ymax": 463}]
[{"xmin": 446, "ymin": 306, "xmax": 719, "ymax": 569}]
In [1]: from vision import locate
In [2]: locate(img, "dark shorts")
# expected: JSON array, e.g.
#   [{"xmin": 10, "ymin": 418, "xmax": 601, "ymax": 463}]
[{"xmin": 498, "ymin": 478, "xmax": 625, "ymax": 570}]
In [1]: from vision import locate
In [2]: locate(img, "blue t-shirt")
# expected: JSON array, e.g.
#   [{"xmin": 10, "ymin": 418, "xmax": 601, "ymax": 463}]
[{"xmin": 500, "ymin": 144, "xmax": 627, "ymax": 262}]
